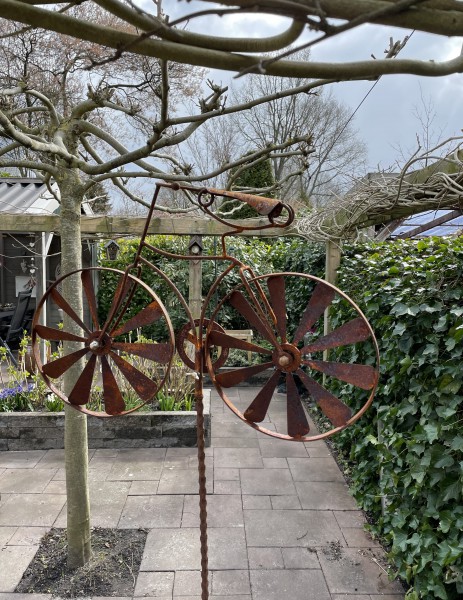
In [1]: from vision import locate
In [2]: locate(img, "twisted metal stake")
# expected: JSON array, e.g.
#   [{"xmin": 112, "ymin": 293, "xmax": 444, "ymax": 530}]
[{"xmin": 195, "ymin": 346, "xmax": 209, "ymax": 600}]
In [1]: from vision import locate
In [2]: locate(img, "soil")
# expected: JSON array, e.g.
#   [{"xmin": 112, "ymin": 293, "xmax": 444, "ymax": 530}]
[{"xmin": 16, "ymin": 527, "xmax": 147, "ymax": 598}]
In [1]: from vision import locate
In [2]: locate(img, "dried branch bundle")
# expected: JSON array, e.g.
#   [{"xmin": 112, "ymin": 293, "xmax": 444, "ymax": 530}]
[{"xmin": 297, "ymin": 138, "xmax": 463, "ymax": 242}]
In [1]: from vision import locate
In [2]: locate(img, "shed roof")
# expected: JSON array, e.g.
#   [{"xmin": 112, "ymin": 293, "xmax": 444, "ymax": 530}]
[
  {"xmin": 0, "ymin": 178, "xmax": 59, "ymax": 215},
  {"xmin": 0, "ymin": 177, "xmax": 93, "ymax": 216}
]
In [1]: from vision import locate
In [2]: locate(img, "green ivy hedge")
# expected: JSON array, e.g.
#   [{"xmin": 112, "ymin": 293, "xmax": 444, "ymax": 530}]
[
  {"xmin": 331, "ymin": 236, "xmax": 463, "ymax": 600},
  {"xmin": 98, "ymin": 235, "xmax": 324, "ymax": 335}
]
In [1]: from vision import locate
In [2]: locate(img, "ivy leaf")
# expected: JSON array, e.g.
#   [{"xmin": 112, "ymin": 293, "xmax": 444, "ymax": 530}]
[
  {"xmin": 450, "ymin": 436, "xmax": 463, "ymax": 451},
  {"xmin": 442, "ymin": 480, "xmax": 461, "ymax": 503},
  {"xmin": 434, "ymin": 455, "xmax": 454, "ymax": 469},
  {"xmin": 424, "ymin": 424, "xmax": 439, "ymax": 443}
]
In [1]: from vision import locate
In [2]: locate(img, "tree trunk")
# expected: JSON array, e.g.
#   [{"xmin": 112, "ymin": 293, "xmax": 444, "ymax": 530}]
[{"xmin": 59, "ymin": 171, "xmax": 92, "ymax": 568}]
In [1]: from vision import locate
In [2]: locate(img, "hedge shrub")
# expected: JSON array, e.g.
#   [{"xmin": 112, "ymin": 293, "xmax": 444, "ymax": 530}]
[{"xmin": 331, "ymin": 236, "xmax": 463, "ymax": 600}]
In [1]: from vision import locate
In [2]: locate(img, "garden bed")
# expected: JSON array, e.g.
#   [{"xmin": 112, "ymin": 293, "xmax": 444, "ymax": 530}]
[{"xmin": 0, "ymin": 389, "xmax": 210, "ymax": 451}]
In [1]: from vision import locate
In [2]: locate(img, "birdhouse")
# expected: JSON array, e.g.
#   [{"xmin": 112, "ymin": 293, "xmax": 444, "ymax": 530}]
[
  {"xmin": 188, "ymin": 235, "xmax": 203, "ymax": 256},
  {"xmin": 104, "ymin": 239, "xmax": 120, "ymax": 260}
]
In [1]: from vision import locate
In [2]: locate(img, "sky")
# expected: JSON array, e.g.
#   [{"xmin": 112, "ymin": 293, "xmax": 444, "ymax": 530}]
[{"xmin": 162, "ymin": 1, "xmax": 462, "ymax": 173}]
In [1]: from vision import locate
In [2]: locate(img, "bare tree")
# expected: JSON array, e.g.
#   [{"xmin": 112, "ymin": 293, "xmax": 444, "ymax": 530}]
[
  {"xmin": 228, "ymin": 57, "xmax": 367, "ymax": 206},
  {"xmin": 0, "ymin": 8, "xmax": 315, "ymax": 567}
]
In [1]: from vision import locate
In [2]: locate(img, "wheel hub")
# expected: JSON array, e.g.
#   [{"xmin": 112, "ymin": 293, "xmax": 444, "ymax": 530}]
[
  {"xmin": 273, "ymin": 343, "xmax": 301, "ymax": 373},
  {"xmin": 87, "ymin": 331, "xmax": 112, "ymax": 355}
]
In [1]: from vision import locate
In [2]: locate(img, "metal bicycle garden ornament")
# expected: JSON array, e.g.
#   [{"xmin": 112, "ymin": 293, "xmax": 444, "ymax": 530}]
[{"xmin": 32, "ymin": 182, "xmax": 380, "ymax": 600}]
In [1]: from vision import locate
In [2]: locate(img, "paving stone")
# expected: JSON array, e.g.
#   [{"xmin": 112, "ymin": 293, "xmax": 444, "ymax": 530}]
[
  {"xmin": 214, "ymin": 448, "xmax": 263, "ymax": 469},
  {"xmin": 163, "ymin": 456, "xmax": 192, "ymax": 469},
  {"xmin": 212, "ymin": 570, "xmax": 250, "ymax": 595},
  {"xmin": 93, "ymin": 449, "xmax": 119, "ymax": 457},
  {"xmin": 173, "ymin": 570, "xmax": 203, "ymax": 596},
  {"xmin": 0, "ymin": 494, "xmax": 66, "ymax": 526},
  {"xmin": 281, "ymin": 547, "xmax": 320, "ymax": 569},
  {"xmin": 270, "ymin": 495, "xmax": 301, "ymax": 509},
  {"xmin": 318, "ymin": 547, "xmax": 405, "ymax": 595},
  {"xmin": 141, "ymin": 528, "xmax": 247, "ymax": 571},
  {"xmin": 107, "ymin": 463, "xmax": 162, "ymax": 481},
  {"xmin": 213, "ymin": 480, "xmax": 242, "ymax": 495},
  {"xmin": 52, "ymin": 467, "xmax": 108, "ymax": 482},
  {"xmin": 141, "ymin": 528, "xmax": 201, "ymax": 571},
  {"xmin": 212, "ymin": 421, "xmax": 258, "ymax": 439},
  {"xmin": 36, "ymin": 449, "xmax": 66, "ymax": 468},
  {"xmin": 128, "ymin": 481, "xmax": 159, "ymax": 495},
  {"xmin": 305, "ymin": 444, "xmax": 332, "ymax": 458},
  {"xmin": 157, "ymin": 469, "xmax": 213, "ymax": 495},
  {"xmin": 128, "ymin": 597, "xmax": 171, "ymax": 600},
  {"xmin": 211, "ymin": 437, "xmax": 260, "ymax": 449},
  {"xmin": 119, "ymin": 495, "xmax": 184, "ymax": 528},
  {"xmin": 209, "ymin": 528, "xmax": 248, "ymax": 570},
  {"xmin": 369, "ymin": 595, "xmax": 405, "ymax": 599},
  {"xmin": 209, "ymin": 597, "xmax": 250, "ymax": 600},
  {"xmin": 0, "ymin": 527, "xmax": 16, "ymax": 548},
  {"xmin": 242, "ymin": 495, "xmax": 271, "ymax": 510},
  {"xmin": 166, "ymin": 448, "xmax": 199, "ymax": 458},
  {"xmin": 7, "ymin": 526, "xmax": 48, "ymax": 546},
  {"xmin": 182, "ymin": 494, "xmax": 244, "ymax": 528},
  {"xmin": 240, "ymin": 468, "xmax": 296, "ymax": 495},
  {"xmin": 0, "ymin": 545, "xmax": 39, "ymax": 592},
  {"xmin": 342, "ymin": 528, "xmax": 381, "ymax": 548},
  {"xmin": 245, "ymin": 509, "xmax": 343, "ymax": 547},
  {"xmin": 43, "ymin": 480, "xmax": 66, "ymax": 495},
  {"xmin": 0, "ymin": 451, "xmax": 45, "ymax": 469},
  {"xmin": 134, "ymin": 571, "xmax": 174, "ymax": 597},
  {"xmin": 54, "ymin": 481, "xmax": 131, "ymax": 528},
  {"xmin": 92, "ymin": 597, "xmax": 131, "ymax": 600},
  {"xmin": 88, "ymin": 456, "xmax": 117, "ymax": 470},
  {"xmin": 117, "ymin": 448, "xmax": 167, "ymax": 463},
  {"xmin": 287, "ymin": 457, "xmax": 345, "ymax": 482},
  {"xmin": 247, "ymin": 547, "xmax": 284, "ymax": 569},
  {"xmin": 262, "ymin": 457, "xmax": 287, "ymax": 469},
  {"xmin": 214, "ymin": 468, "xmax": 239, "ymax": 481},
  {"xmin": 250, "ymin": 569, "xmax": 331, "ymax": 600},
  {"xmin": 0, "ymin": 469, "xmax": 57, "ymax": 493},
  {"xmin": 258, "ymin": 439, "xmax": 308, "ymax": 458},
  {"xmin": 296, "ymin": 481, "xmax": 358, "ymax": 510},
  {"xmin": 331, "ymin": 596, "xmax": 371, "ymax": 600},
  {"xmin": 334, "ymin": 511, "xmax": 366, "ymax": 529}
]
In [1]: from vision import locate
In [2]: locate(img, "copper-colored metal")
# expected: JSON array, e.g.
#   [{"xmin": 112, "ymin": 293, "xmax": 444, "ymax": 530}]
[
  {"xmin": 32, "ymin": 267, "xmax": 175, "ymax": 417},
  {"xmin": 32, "ymin": 183, "xmax": 380, "ymax": 600},
  {"xmin": 177, "ymin": 318, "xmax": 229, "ymax": 373},
  {"xmin": 205, "ymin": 272, "xmax": 380, "ymax": 442}
]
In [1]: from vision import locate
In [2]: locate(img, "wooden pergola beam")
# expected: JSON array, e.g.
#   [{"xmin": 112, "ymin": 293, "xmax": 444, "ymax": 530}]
[{"xmin": 0, "ymin": 214, "xmax": 298, "ymax": 237}]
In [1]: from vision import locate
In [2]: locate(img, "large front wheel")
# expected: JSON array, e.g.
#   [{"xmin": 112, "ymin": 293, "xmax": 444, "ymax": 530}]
[{"xmin": 205, "ymin": 273, "xmax": 379, "ymax": 441}]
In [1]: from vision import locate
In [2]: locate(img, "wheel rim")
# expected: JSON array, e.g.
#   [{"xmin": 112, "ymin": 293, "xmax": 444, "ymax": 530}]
[
  {"xmin": 176, "ymin": 318, "xmax": 229, "ymax": 373},
  {"xmin": 205, "ymin": 272, "xmax": 379, "ymax": 441},
  {"xmin": 32, "ymin": 267, "xmax": 175, "ymax": 417}
]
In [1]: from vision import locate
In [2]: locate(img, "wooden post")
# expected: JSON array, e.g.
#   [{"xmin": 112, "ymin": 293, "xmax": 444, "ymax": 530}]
[
  {"xmin": 324, "ymin": 239, "xmax": 342, "ymax": 362},
  {"xmin": 188, "ymin": 236, "xmax": 203, "ymax": 321},
  {"xmin": 188, "ymin": 236, "xmax": 203, "ymax": 362}
]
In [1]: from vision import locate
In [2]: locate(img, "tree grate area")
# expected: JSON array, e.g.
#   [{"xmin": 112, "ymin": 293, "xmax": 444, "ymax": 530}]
[{"xmin": 16, "ymin": 527, "xmax": 148, "ymax": 598}]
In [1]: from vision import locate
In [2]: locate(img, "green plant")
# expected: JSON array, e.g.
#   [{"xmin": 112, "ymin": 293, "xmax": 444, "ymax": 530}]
[
  {"xmin": 0, "ymin": 334, "xmax": 63, "ymax": 412},
  {"xmin": 325, "ymin": 236, "xmax": 463, "ymax": 600},
  {"xmin": 157, "ymin": 390, "xmax": 177, "ymax": 411}
]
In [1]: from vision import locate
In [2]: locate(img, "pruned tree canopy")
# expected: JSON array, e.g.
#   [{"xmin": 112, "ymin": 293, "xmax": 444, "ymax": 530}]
[{"xmin": 0, "ymin": 0, "xmax": 461, "ymax": 82}]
